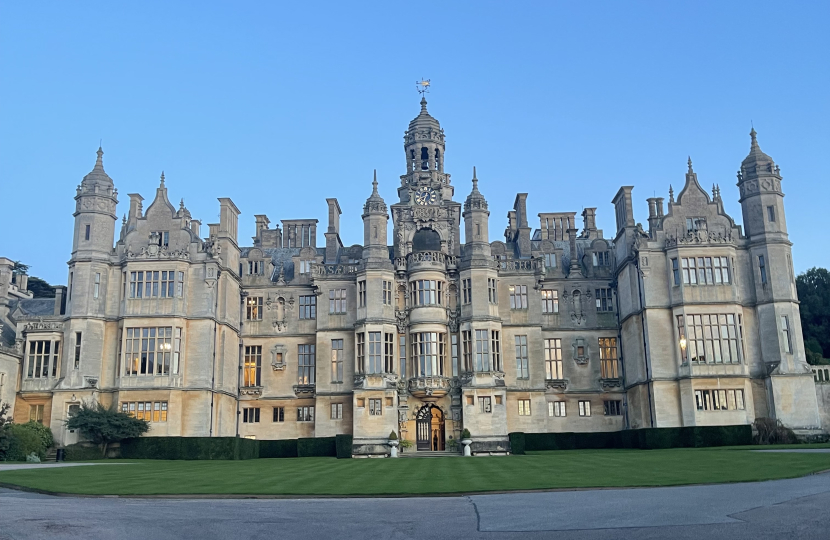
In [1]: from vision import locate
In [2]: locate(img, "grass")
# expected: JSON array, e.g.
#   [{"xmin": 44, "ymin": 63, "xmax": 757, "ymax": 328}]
[{"xmin": 2, "ymin": 445, "xmax": 830, "ymax": 496}]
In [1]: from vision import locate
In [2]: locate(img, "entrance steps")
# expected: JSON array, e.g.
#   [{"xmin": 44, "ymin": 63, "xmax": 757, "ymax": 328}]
[
  {"xmin": 400, "ymin": 450, "xmax": 460, "ymax": 458},
  {"xmin": 45, "ymin": 448, "xmax": 58, "ymax": 462}
]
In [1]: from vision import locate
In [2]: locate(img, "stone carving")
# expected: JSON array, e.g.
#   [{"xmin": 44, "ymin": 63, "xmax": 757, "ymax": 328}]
[
  {"xmin": 271, "ymin": 344, "xmax": 287, "ymax": 371},
  {"xmin": 395, "ymin": 309, "xmax": 409, "ymax": 333},
  {"xmin": 446, "ymin": 306, "xmax": 461, "ymax": 333},
  {"xmin": 600, "ymin": 378, "xmax": 623, "ymax": 389},
  {"xmin": 546, "ymin": 379, "xmax": 567, "ymax": 390},
  {"xmin": 23, "ymin": 320, "xmax": 63, "ymax": 331},
  {"xmin": 240, "ymin": 387, "xmax": 263, "ymax": 396},
  {"xmin": 665, "ymin": 229, "xmax": 734, "ymax": 248},
  {"xmin": 311, "ymin": 263, "xmax": 359, "ymax": 277}
]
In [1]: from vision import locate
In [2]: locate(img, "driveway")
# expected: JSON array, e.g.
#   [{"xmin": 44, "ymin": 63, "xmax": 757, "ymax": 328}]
[{"xmin": 1, "ymin": 472, "xmax": 828, "ymax": 539}]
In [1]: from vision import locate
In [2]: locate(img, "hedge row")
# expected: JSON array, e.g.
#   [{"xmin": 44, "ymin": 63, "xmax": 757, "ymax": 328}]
[
  {"xmin": 120, "ymin": 437, "xmax": 260, "ymax": 460},
  {"xmin": 118, "ymin": 436, "xmax": 339, "ymax": 460},
  {"xmin": 509, "ymin": 425, "xmax": 752, "ymax": 454},
  {"xmin": 335, "ymin": 434, "xmax": 353, "ymax": 459}
]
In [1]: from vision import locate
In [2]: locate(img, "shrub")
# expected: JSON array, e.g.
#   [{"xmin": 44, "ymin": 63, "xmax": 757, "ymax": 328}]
[
  {"xmin": 297, "ymin": 437, "xmax": 336, "ymax": 457},
  {"xmin": 461, "ymin": 428, "xmax": 471, "ymax": 439},
  {"xmin": 388, "ymin": 431, "xmax": 398, "ymax": 440},
  {"xmin": 335, "ymin": 434, "xmax": 353, "ymax": 459},
  {"xmin": 753, "ymin": 417, "xmax": 797, "ymax": 445},
  {"xmin": 17, "ymin": 421, "xmax": 54, "ymax": 450},
  {"xmin": 120, "ymin": 437, "xmax": 259, "ymax": 460},
  {"xmin": 0, "ymin": 402, "xmax": 12, "ymax": 460},
  {"xmin": 64, "ymin": 443, "xmax": 106, "ymax": 461},
  {"xmin": 66, "ymin": 401, "xmax": 150, "ymax": 456},
  {"xmin": 260, "ymin": 439, "xmax": 299, "ymax": 459},
  {"xmin": 4, "ymin": 424, "xmax": 46, "ymax": 461},
  {"xmin": 508, "ymin": 432, "xmax": 526, "ymax": 455}
]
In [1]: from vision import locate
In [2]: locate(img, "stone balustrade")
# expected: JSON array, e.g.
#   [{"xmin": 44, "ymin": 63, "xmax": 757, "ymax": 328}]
[{"xmin": 408, "ymin": 375, "xmax": 451, "ymax": 400}]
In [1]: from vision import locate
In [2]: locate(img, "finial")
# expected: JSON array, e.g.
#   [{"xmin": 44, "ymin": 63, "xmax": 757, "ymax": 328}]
[
  {"xmin": 669, "ymin": 184, "xmax": 675, "ymax": 203},
  {"xmin": 712, "ymin": 184, "xmax": 717, "ymax": 198},
  {"xmin": 750, "ymin": 126, "xmax": 758, "ymax": 149},
  {"xmin": 473, "ymin": 165, "xmax": 477, "ymax": 181},
  {"xmin": 687, "ymin": 156, "xmax": 693, "ymax": 173},
  {"xmin": 160, "ymin": 171, "xmax": 165, "ymax": 187},
  {"xmin": 372, "ymin": 169, "xmax": 378, "ymax": 192},
  {"xmin": 180, "ymin": 198, "xmax": 185, "ymax": 209},
  {"xmin": 94, "ymin": 145, "xmax": 104, "ymax": 170},
  {"xmin": 122, "ymin": 214, "xmax": 127, "ymax": 225}
]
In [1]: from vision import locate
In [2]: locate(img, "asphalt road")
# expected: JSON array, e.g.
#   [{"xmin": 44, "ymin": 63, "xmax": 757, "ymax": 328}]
[{"xmin": 1, "ymin": 472, "xmax": 829, "ymax": 540}]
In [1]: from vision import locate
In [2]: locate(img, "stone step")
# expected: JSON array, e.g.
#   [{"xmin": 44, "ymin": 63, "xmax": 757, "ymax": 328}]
[
  {"xmin": 45, "ymin": 448, "xmax": 58, "ymax": 462},
  {"xmin": 399, "ymin": 451, "xmax": 461, "ymax": 458}
]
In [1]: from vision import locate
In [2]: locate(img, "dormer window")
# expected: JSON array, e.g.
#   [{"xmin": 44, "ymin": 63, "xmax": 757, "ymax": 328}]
[
  {"xmin": 686, "ymin": 218, "xmax": 706, "ymax": 233},
  {"xmin": 151, "ymin": 231, "xmax": 170, "ymax": 248},
  {"xmin": 298, "ymin": 260, "xmax": 313, "ymax": 275},
  {"xmin": 248, "ymin": 261, "xmax": 264, "ymax": 275},
  {"xmin": 592, "ymin": 252, "xmax": 610, "ymax": 266}
]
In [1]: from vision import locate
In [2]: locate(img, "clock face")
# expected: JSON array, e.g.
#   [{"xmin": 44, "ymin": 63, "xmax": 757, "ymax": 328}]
[{"xmin": 414, "ymin": 186, "xmax": 438, "ymax": 205}]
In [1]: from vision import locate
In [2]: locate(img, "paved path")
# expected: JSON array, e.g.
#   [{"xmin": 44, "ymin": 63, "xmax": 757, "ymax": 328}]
[
  {"xmin": 1, "ymin": 473, "xmax": 829, "ymax": 539},
  {"xmin": 0, "ymin": 463, "xmax": 123, "ymax": 472}
]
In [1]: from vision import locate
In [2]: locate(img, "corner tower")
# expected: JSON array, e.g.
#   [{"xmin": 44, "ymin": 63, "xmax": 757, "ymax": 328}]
[
  {"xmin": 737, "ymin": 129, "xmax": 819, "ymax": 432},
  {"xmin": 72, "ymin": 147, "xmax": 118, "ymax": 260}
]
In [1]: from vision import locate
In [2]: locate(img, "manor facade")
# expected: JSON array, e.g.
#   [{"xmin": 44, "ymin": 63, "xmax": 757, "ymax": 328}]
[{"xmin": 0, "ymin": 98, "xmax": 822, "ymax": 453}]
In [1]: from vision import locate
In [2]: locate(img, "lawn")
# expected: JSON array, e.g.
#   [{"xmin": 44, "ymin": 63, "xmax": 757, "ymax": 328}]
[{"xmin": 1, "ymin": 446, "xmax": 829, "ymax": 497}]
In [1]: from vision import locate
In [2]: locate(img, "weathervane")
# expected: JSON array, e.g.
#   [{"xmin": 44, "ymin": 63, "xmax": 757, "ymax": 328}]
[{"xmin": 416, "ymin": 78, "xmax": 431, "ymax": 95}]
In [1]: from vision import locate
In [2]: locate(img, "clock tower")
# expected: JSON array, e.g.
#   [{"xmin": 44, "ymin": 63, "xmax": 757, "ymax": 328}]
[{"xmin": 391, "ymin": 97, "xmax": 461, "ymax": 258}]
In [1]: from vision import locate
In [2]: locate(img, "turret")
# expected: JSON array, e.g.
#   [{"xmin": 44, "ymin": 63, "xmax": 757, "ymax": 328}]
[
  {"xmin": 362, "ymin": 170, "xmax": 389, "ymax": 262},
  {"xmin": 738, "ymin": 128, "xmax": 787, "ymax": 241},
  {"xmin": 462, "ymin": 167, "xmax": 490, "ymax": 260},
  {"xmin": 72, "ymin": 147, "xmax": 118, "ymax": 260}
]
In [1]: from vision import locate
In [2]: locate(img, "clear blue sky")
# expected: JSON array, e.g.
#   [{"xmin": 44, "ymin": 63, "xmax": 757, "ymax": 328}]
[{"xmin": 1, "ymin": 1, "xmax": 828, "ymax": 285}]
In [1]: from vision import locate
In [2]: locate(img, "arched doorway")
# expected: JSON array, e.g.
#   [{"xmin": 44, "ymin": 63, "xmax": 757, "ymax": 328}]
[{"xmin": 416, "ymin": 404, "xmax": 445, "ymax": 451}]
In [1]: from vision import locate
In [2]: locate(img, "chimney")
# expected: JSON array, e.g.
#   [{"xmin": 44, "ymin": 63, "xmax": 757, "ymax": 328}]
[{"xmin": 54, "ymin": 286, "xmax": 67, "ymax": 315}]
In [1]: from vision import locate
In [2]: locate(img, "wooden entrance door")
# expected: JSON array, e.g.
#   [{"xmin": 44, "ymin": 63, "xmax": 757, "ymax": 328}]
[{"xmin": 416, "ymin": 405, "xmax": 445, "ymax": 451}]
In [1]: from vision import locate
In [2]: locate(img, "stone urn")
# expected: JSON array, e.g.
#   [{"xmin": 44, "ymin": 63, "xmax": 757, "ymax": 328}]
[
  {"xmin": 388, "ymin": 439, "xmax": 399, "ymax": 458},
  {"xmin": 461, "ymin": 438, "xmax": 472, "ymax": 457}
]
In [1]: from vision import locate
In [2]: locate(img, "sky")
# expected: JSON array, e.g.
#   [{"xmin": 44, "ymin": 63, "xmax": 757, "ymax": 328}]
[{"xmin": 1, "ymin": 1, "xmax": 828, "ymax": 285}]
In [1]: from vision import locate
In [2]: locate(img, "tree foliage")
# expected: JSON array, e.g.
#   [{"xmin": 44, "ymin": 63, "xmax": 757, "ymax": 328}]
[
  {"xmin": 0, "ymin": 402, "xmax": 12, "ymax": 460},
  {"xmin": 27, "ymin": 276, "xmax": 56, "ymax": 298},
  {"xmin": 796, "ymin": 267, "xmax": 830, "ymax": 364},
  {"xmin": 65, "ymin": 401, "xmax": 150, "ymax": 456}
]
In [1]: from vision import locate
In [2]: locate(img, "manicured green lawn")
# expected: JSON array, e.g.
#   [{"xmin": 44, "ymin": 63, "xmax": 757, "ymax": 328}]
[{"xmin": 2, "ymin": 446, "xmax": 829, "ymax": 496}]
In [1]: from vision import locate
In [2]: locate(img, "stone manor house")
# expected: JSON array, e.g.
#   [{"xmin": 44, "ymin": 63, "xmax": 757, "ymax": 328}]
[{"xmin": 0, "ymin": 98, "xmax": 824, "ymax": 454}]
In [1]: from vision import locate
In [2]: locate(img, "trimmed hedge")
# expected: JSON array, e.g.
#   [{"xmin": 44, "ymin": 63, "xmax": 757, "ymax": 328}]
[
  {"xmin": 260, "ymin": 439, "xmax": 298, "ymax": 459},
  {"xmin": 508, "ymin": 432, "xmax": 526, "ymax": 455},
  {"xmin": 64, "ymin": 443, "xmax": 106, "ymax": 461},
  {"xmin": 297, "ymin": 437, "xmax": 336, "ymax": 457},
  {"xmin": 335, "ymin": 434, "xmax": 353, "ymax": 459},
  {"xmin": 510, "ymin": 425, "xmax": 752, "ymax": 453},
  {"xmin": 120, "ymin": 437, "xmax": 259, "ymax": 460}
]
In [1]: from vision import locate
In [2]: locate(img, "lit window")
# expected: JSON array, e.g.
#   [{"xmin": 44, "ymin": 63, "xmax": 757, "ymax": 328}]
[
  {"xmin": 243, "ymin": 345, "xmax": 262, "ymax": 387},
  {"xmin": 548, "ymin": 401, "xmax": 566, "ymax": 417},
  {"xmin": 578, "ymin": 400, "xmax": 591, "ymax": 417},
  {"xmin": 545, "ymin": 338, "xmax": 562, "ymax": 379},
  {"xmin": 331, "ymin": 339, "xmax": 343, "ymax": 383},
  {"xmin": 246, "ymin": 297, "xmax": 263, "ymax": 320},
  {"xmin": 518, "ymin": 399, "xmax": 531, "ymax": 416}
]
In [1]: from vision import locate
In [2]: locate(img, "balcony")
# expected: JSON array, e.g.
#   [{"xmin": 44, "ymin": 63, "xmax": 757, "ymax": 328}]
[
  {"xmin": 396, "ymin": 251, "xmax": 458, "ymax": 273},
  {"xmin": 408, "ymin": 376, "xmax": 451, "ymax": 401}
]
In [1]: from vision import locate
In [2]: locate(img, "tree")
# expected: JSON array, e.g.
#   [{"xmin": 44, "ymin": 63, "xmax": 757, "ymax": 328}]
[
  {"xmin": 27, "ymin": 276, "xmax": 55, "ymax": 298},
  {"xmin": 65, "ymin": 401, "xmax": 150, "ymax": 456},
  {"xmin": 0, "ymin": 402, "xmax": 11, "ymax": 460},
  {"xmin": 796, "ymin": 267, "xmax": 830, "ymax": 363}
]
